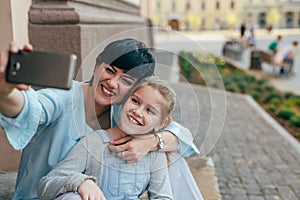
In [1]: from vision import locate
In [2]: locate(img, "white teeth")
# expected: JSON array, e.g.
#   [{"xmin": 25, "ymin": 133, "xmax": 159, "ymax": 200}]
[
  {"xmin": 129, "ymin": 116, "xmax": 140, "ymax": 125},
  {"xmin": 102, "ymin": 86, "xmax": 114, "ymax": 96}
]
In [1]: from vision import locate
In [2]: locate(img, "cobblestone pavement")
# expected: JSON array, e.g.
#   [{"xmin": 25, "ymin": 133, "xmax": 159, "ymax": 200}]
[
  {"xmin": 212, "ymin": 94, "xmax": 300, "ymax": 200},
  {"xmin": 171, "ymin": 81, "xmax": 300, "ymax": 200},
  {"xmin": 154, "ymin": 46, "xmax": 300, "ymax": 200}
]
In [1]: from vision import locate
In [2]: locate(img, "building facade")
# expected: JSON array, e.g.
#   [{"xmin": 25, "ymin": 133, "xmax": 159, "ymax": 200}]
[{"xmin": 140, "ymin": 0, "xmax": 300, "ymax": 30}]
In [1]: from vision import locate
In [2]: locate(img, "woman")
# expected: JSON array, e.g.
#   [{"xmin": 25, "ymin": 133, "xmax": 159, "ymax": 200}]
[{"xmin": 0, "ymin": 39, "xmax": 199, "ymax": 199}]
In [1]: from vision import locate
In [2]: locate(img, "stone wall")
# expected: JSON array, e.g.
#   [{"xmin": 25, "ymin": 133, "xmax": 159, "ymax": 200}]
[
  {"xmin": 0, "ymin": 129, "xmax": 20, "ymax": 171},
  {"xmin": 28, "ymin": 0, "xmax": 152, "ymax": 80}
]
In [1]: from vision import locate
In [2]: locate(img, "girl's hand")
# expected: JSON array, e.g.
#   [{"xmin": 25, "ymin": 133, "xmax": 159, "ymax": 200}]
[
  {"xmin": 108, "ymin": 134, "xmax": 157, "ymax": 163},
  {"xmin": 78, "ymin": 179, "xmax": 106, "ymax": 200}
]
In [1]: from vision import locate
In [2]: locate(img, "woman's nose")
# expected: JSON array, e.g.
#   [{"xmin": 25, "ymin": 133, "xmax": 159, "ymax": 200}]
[{"xmin": 107, "ymin": 76, "xmax": 119, "ymax": 89}]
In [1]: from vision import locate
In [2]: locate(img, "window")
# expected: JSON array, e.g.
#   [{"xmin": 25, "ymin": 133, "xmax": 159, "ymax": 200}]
[
  {"xmin": 157, "ymin": 1, "xmax": 160, "ymax": 12},
  {"xmin": 230, "ymin": 1, "xmax": 235, "ymax": 10},
  {"xmin": 286, "ymin": 12, "xmax": 294, "ymax": 28},
  {"xmin": 298, "ymin": 12, "xmax": 300, "ymax": 28},
  {"xmin": 201, "ymin": 18, "xmax": 206, "ymax": 29},
  {"xmin": 186, "ymin": 1, "xmax": 191, "ymax": 11},
  {"xmin": 259, "ymin": 12, "xmax": 266, "ymax": 28},
  {"xmin": 216, "ymin": 1, "xmax": 220, "ymax": 10},
  {"xmin": 201, "ymin": 2, "xmax": 205, "ymax": 10},
  {"xmin": 172, "ymin": 0, "xmax": 176, "ymax": 12}
]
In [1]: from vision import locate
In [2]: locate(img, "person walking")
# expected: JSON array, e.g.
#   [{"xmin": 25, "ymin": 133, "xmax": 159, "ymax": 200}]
[{"xmin": 268, "ymin": 35, "xmax": 282, "ymax": 54}]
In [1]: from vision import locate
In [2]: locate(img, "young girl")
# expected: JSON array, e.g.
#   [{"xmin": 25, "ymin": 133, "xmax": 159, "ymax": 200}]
[{"xmin": 38, "ymin": 76, "xmax": 176, "ymax": 200}]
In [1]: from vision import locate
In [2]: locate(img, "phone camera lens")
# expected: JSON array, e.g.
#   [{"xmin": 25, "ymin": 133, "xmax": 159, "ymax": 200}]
[
  {"xmin": 13, "ymin": 62, "xmax": 21, "ymax": 70},
  {"xmin": 12, "ymin": 62, "xmax": 21, "ymax": 75}
]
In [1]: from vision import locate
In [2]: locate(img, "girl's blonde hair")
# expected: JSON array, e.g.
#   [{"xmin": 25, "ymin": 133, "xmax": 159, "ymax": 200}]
[
  {"xmin": 135, "ymin": 76, "xmax": 176, "ymax": 167},
  {"xmin": 135, "ymin": 76, "xmax": 176, "ymax": 127}
]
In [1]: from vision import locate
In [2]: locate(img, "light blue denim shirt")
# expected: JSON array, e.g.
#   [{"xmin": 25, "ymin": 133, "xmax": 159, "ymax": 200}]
[
  {"xmin": 0, "ymin": 81, "xmax": 198, "ymax": 200},
  {"xmin": 99, "ymin": 130, "xmax": 172, "ymax": 199},
  {"xmin": 37, "ymin": 130, "xmax": 172, "ymax": 200}
]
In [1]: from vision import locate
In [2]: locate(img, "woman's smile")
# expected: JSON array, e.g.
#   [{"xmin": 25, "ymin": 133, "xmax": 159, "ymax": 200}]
[{"xmin": 101, "ymin": 84, "xmax": 116, "ymax": 97}]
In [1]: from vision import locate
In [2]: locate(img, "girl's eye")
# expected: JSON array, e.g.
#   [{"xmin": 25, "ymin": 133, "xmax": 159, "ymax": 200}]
[
  {"xmin": 147, "ymin": 108, "xmax": 156, "ymax": 115},
  {"xmin": 131, "ymin": 97, "xmax": 139, "ymax": 104}
]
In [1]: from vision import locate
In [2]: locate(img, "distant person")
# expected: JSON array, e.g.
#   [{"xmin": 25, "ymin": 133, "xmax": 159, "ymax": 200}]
[
  {"xmin": 267, "ymin": 25, "xmax": 273, "ymax": 33},
  {"xmin": 247, "ymin": 24, "xmax": 256, "ymax": 48},
  {"xmin": 268, "ymin": 35, "xmax": 282, "ymax": 54},
  {"xmin": 242, "ymin": 28, "xmax": 255, "ymax": 49},
  {"xmin": 240, "ymin": 22, "xmax": 246, "ymax": 38},
  {"xmin": 274, "ymin": 41, "xmax": 298, "ymax": 74}
]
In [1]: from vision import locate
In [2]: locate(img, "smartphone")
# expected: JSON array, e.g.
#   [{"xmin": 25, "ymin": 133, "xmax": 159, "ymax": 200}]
[{"xmin": 6, "ymin": 50, "xmax": 77, "ymax": 89}]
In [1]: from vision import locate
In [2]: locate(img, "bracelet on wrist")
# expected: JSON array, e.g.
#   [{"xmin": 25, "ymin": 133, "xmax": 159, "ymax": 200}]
[{"xmin": 154, "ymin": 132, "xmax": 165, "ymax": 151}]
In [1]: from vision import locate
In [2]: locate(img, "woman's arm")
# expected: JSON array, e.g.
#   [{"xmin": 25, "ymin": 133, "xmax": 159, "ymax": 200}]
[
  {"xmin": 109, "ymin": 121, "xmax": 199, "ymax": 163},
  {"xmin": 109, "ymin": 131, "xmax": 177, "ymax": 164},
  {"xmin": 0, "ymin": 86, "xmax": 73, "ymax": 150},
  {"xmin": 0, "ymin": 43, "xmax": 71, "ymax": 151}
]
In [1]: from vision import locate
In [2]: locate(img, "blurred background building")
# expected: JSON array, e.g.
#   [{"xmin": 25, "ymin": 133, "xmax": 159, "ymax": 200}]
[{"xmin": 140, "ymin": 0, "xmax": 300, "ymax": 30}]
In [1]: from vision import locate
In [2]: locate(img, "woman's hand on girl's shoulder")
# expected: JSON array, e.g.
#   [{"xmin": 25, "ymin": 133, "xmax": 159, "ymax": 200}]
[{"xmin": 108, "ymin": 134, "xmax": 156, "ymax": 163}]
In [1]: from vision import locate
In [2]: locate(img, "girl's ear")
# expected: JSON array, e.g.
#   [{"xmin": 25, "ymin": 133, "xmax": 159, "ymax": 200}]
[{"xmin": 154, "ymin": 117, "xmax": 169, "ymax": 132}]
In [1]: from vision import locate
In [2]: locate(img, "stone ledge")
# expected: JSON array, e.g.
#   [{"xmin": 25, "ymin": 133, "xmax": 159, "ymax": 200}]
[
  {"xmin": 29, "ymin": 0, "xmax": 144, "ymax": 25},
  {"xmin": 186, "ymin": 157, "xmax": 221, "ymax": 200},
  {"xmin": 0, "ymin": 171, "xmax": 16, "ymax": 199}
]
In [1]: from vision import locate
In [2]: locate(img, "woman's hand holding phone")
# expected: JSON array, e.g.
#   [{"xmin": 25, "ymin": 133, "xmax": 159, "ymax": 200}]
[
  {"xmin": 0, "ymin": 43, "xmax": 31, "ymax": 95},
  {"xmin": 0, "ymin": 43, "xmax": 32, "ymax": 117}
]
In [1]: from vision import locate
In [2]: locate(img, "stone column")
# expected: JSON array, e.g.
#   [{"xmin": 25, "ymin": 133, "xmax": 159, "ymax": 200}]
[
  {"xmin": 29, "ymin": 0, "xmax": 152, "ymax": 81},
  {"xmin": 0, "ymin": 0, "xmax": 31, "ymax": 171}
]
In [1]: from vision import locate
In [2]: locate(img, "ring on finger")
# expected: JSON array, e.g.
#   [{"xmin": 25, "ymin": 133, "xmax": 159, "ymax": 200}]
[{"xmin": 121, "ymin": 151, "xmax": 126, "ymax": 158}]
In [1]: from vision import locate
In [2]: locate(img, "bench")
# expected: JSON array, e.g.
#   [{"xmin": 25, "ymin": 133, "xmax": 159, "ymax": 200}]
[
  {"xmin": 222, "ymin": 39, "xmax": 244, "ymax": 61},
  {"xmin": 249, "ymin": 50, "xmax": 282, "ymax": 75}
]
